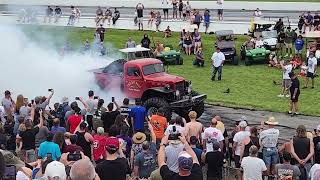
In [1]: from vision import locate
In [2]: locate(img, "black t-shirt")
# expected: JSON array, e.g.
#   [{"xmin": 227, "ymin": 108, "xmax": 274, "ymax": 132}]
[
  {"xmin": 55, "ymin": 8, "xmax": 62, "ymax": 14},
  {"xmin": 141, "ymin": 38, "xmax": 151, "ymax": 48},
  {"xmin": 278, "ymin": 32, "xmax": 286, "ymax": 43},
  {"xmin": 97, "ymin": 27, "xmax": 105, "ymax": 35},
  {"xmin": 101, "ymin": 111, "xmax": 120, "ymax": 131},
  {"xmin": 137, "ymin": 9, "xmax": 143, "ymax": 18},
  {"xmin": 19, "ymin": 127, "xmax": 40, "ymax": 150},
  {"xmin": 160, "ymin": 164, "xmax": 203, "ymax": 180},
  {"xmin": 96, "ymin": 158, "xmax": 128, "ymax": 180},
  {"xmin": 290, "ymin": 77, "xmax": 300, "ymax": 94},
  {"xmin": 313, "ymin": 136, "xmax": 320, "ymax": 163},
  {"xmin": 205, "ymin": 151, "xmax": 224, "ymax": 179}
]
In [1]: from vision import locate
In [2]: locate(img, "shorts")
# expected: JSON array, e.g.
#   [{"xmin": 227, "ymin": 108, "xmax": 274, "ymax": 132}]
[
  {"xmin": 262, "ymin": 147, "xmax": 279, "ymax": 166},
  {"xmin": 184, "ymin": 44, "xmax": 192, "ymax": 48},
  {"xmin": 218, "ymin": 9, "xmax": 223, "ymax": 15},
  {"xmin": 295, "ymin": 49, "xmax": 302, "ymax": 54},
  {"xmin": 290, "ymin": 92, "xmax": 300, "ymax": 102},
  {"xmin": 285, "ymin": 43, "xmax": 293, "ymax": 48},
  {"xmin": 282, "ymin": 79, "xmax": 291, "ymax": 89},
  {"xmin": 307, "ymin": 72, "xmax": 315, "ymax": 79},
  {"xmin": 173, "ymin": 5, "xmax": 178, "ymax": 12},
  {"xmin": 234, "ymin": 155, "xmax": 241, "ymax": 168},
  {"xmin": 204, "ymin": 21, "xmax": 210, "ymax": 28},
  {"xmin": 194, "ymin": 41, "xmax": 201, "ymax": 47},
  {"xmin": 163, "ymin": 9, "xmax": 168, "ymax": 13},
  {"xmin": 137, "ymin": 17, "xmax": 143, "ymax": 23}
]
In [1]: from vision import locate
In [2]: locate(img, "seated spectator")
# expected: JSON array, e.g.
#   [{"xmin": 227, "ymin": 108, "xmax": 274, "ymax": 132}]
[
  {"xmin": 203, "ymin": 140, "xmax": 224, "ymax": 180},
  {"xmin": 194, "ymin": 47, "xmax": 204, "ymax": 67},
  {"xmin": 243, "ymin": 38, "xmax": 255, "ymax": 50},
  {"xmin": 154, "ymin": 41, "xmax": 164, "ymax": 56},
  {"xmin": 255, "ymin": 36, "xmax": 264, "ymax": 48},
  {"xmin": 63, "ymin": 135, "xmax": 83, "ymax": 153},
  {"xmin": 164, "ymin": 26, "xmax": 172, "ymax": 38},
  {"xmin": 133, "ymin": 122, "xmax": 157, "ymax": 179},
  {"xmin": 275, "ymin": 151, "xmax": 301, "ymax": 179},
  {"xmin": 158, "ymin": 135, "xmax": 203, "ymax": 179},
  {"xmin": 38, "ymin": 132, "xmax": 61, "ymax": 161},
  {"xmin": 268, "ymin": 52, "xmax": 281, "ymax": 68}
]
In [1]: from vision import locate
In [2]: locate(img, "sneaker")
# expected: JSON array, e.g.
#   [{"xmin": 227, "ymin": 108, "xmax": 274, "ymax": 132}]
[
  {"xmin": 288, "ymin": 111, "xmax": 292, "ymax": 114},
  {"xmin": 277, "ymin": 94, "xmax": 284, "ymax": 97},
  {"xmin": 285, "ymin": 94, "xmax": 290, "ymax": 98}
]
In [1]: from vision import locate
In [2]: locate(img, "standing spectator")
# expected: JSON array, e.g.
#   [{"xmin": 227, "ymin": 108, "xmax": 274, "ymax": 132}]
[
  {"xmin": 290, "ymin": 125, "xmax": 314, "ymax": 180},
  {"xmin": 253, "ymin": 8, "xmax": 262, "ymax": 21},
  {"xmin": 289, "ymin": 72, "xmax": 300, "ymax": 115},
  {"xmin": 304, "ymin": 52, "xmax": 317, "ymax": 89},
  {"xmin": 217, "ymin": 0, "xmax": 224, "ymax": 21},
  {"xmin": 278, "ymin": 29, "xmax": 286, "ymax": 56},
  {"xmin": 95, "ymin": 137, "xmax": 129, "ymax": 180},
  {"xmin": 149, "ymin": 108, "xmax": 167, "ymax": 145},
  {"xmin": 1, "ymin": 90, "xmax": 15, "ymax": 122},
  {"xmin": 211, "ymin": 47, "xmax": 225, "ymax": 81},
  {"xmin": 17, "ymin": 109, "xmax": 44, "ymax": 163},
  {"xmin": 161, "ymin": 0, "xmax": 170, "ymax": 20},
  {"xmin": 63, "ymin": 135, "xmax": 83, "ymax": 153},
  {"xmin": 67, "ymin": 6, "xmax": 76, "ymax": 25},
  {"xmin": 274, "ymin": 18, "xmax": 284, "ymax": 34},
  {"xmin": 203, "ymin": 140, "xmax": 224, "ymax": 180},
  {"xmin": 133, "ymin": 122, "xmax": 157, "ymax": 179},
  {"xmin": 194, "ymin": 47, "xmax": 205, "ymax": 67},
  {"xmin": 295, "ymin": 35, "xmax": 304, "ymax": 56},
  {"xmin": 185, "ymin": 1, "xmax": 192, "ymax": 19},
  {"xmin": 172, "ymin": 0, "xmax": 178, "ymax": 20},
  {"xmin": 75, "ymin": 122, "xmax": 94, "ymax": 159},
  {"xmin": 54, "ymin": 6, "xmax": 62, "ymax": 23},
  {"xmin": 131, "ymin": 132, "xmax": 146, "ymax": 169},
  {"xmin": 278, "ymin": 60, "xmax": 293, "ymax": 98},
  {"xmin": 310, "ymin": 163, "xmax": 320, "ymax": 180},
  {"xmin": 129, "ymin": 99, "xmax": 147, "ymax": 133},
  {"xmin": 75, "ymin": 7, "xmax": 81, "ymax": 24},
  {"xmin": 101, "ymin": 102, "xmax": 120, "ymax": 133},
  {"xmin": 303, "ymin": 11, "xmax": 313, "ymax": 34},
  {"xmin": 86, "ymin": 90, "xmax": 97, "ymax": 131},
  {"xmin": 203, "ymin": 118, "xmax": 224, "ymax": 152},
  {"xmin": 259, "ymin": 117, "xmax": 280, "ymax": 178},
  {"xmin": 313, "ymin": 125, "xmax": 320, "ymax": 164},
  {"xmin": 67, "ymin": 106, "xmax": 83, "ymax": 134},
  {"xmin": 92, "ymin": 127, "xmax": 107, "ymax": 164},
  {"xmin": 203, "ymin": 9, "xmax": 210, "ymax": 34},
  {"xmin": 190, "ymin": 136, "xmax": 203, "ymax": 162},
  {"xmin": 284, "ymin": 27, "xmax": 294, "ymax": 57},
  {"xmin": 240, "ymin": 126, "xmax": 260, "ymax": 160},
  {"xmin": 314, "ymin": 12, "xmax": 320, "ymax": 29},
  {"xmin": 241, "ymin": 145, "xmax": 267, "ymax": 180},
  {"xmin": 43, "ymin": 161, "xmax": 67, "ymax": 180},
  {"xmin": 159, "ymin": 135, "xmax": 203, "ymax": 179},
  {"xmin": 275, "ymin": 151, "xmax": 301, "ymax": 179},
  {"xmin": 193, "ymin": 28, "xmax": 201, "ymax": 54},
  {"xmin": 148, "ymin": 9, "xmax": 156, "ymax": 27},
  {"xmin": 193, "ymin": 10, "xmax": 202, "ymax": 29},
  {"xmin": 69, "ymin": 159, "xmax": 99, "ymax": 180},
  {"xmin": 141, "ymin": 34, "xmax": 151, "ymax": 48},
  {"xmin": 50, "ymin": 118, "xmax": 66, "ymax": 135},
  {"xmin": 233, "ymin": 121, "xmax": 250, "ymax": 180},
  {"xmin": 96, "ymin": 24, "xmax": 105, "ymax": 42},
  {"xmin": 183, "ymin": 32, "xmax": 193, "ymax": 55},
  {"xmin": 38, "ymin": 132, "xmax": 61, "ymax": 161},
  {"xmin": 185, "ymin": 111, "xmax": 203, "ymax": 143},
  {"xmin": 155, "ymin": 11, "xmax": 162, "ymax": 32},
  {"xmin": 95, "ymin": 6, "xmax": 104, "ymax": 26},
  {"xmin": 112, "ymin": 8, "xmax": 120, "ymax": 25},
  {"xmin": 178, "ymin": 0, "xmax": 184, "ymax": 20},
  {"xmin": 165, "ymin": 116, "xmax": 186, "ymax": 137},
  {"xmin": 44, "ymin": 6, "xmax": 53, "ymax": 23},
  {"xmin": 105, "ymin": 8, "xmax": 112, "ymax": 25},
  {"xmin": 136, "ymin": 3, "xmax": 144, "ymax": 31},
  {"xmin": 298, "ymin": 15, "xmax": 305, "ymax": 34}
]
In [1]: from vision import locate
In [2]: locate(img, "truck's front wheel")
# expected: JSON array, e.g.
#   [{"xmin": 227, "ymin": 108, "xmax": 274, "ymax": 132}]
[{"xmin": 143, "ymin": 97, "xmax": 172, "ymax": 121}]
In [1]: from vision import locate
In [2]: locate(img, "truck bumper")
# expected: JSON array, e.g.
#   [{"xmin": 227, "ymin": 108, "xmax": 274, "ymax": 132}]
[{"xmin": 169, "ymin": 94, "xmax": 207, "ymax": 109}]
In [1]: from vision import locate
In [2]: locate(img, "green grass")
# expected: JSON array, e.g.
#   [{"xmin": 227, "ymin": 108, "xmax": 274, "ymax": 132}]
[{"xmin": 21, "ymin": 25, "xmax": 320, "ymax": 116}]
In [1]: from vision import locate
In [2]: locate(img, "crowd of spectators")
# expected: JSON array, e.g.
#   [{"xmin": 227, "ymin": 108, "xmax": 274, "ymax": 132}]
[{"xmin": 1, "ymin": 88, "xmax": 320, "ymax": 180}]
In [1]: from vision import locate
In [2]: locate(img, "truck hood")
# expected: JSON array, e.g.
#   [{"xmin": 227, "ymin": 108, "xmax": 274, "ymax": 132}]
[{"xmin": 144, "ymin": 72, "xmax": 185, "ymax": 83}]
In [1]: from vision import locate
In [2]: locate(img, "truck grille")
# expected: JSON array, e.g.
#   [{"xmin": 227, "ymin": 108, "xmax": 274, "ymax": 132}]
[{"xmin": 175, "ymin": 81, "xmax": 185, "ymax": 94}]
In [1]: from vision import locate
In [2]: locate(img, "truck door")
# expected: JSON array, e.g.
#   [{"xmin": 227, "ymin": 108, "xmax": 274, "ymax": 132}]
[{"xmin": 124, "ymin": 65, "xmax": 145, "ymax": 99}]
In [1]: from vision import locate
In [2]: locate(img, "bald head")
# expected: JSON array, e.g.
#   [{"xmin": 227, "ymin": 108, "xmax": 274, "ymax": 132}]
[
  {"xmin": 211, "ymin": 118, "xmax": 217, "ymax": 127},
  {"xmin": 70, "ymin": 159, "xmax": 96, "ymax": 180}
]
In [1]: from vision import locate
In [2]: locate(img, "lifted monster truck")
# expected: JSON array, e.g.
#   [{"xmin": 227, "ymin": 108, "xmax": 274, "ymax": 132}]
[{"xmin": 92, "ymin": 58, "xmax": 207, "ymax": 121}]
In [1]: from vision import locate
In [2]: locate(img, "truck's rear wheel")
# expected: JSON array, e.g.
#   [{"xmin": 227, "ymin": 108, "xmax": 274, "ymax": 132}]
[{"xmin": 143, "ymin": 97, "xmax": 172, "ymax": 121}]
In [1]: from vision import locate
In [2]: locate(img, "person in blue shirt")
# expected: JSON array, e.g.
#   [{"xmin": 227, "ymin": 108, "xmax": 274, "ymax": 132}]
[
  {"xmin": 190, "ymin": 136, "xmax": 203, "ymax": 163},
  {"xmin": 203, "ymin": 9, "xmax": 210, "ymax": 34},
  {"xmin": 38, "ymin": 132, "xmax": 61, "ymax": 161},
  {"xmin": 50, "ymin": 118, "xmax": 66, "ymax": 135},
  {"xmin": 294, "ymin": 35, "xmax": 304, "ymax": 57},
  {"xmin": 129, "ymin": 99, "xmax": 147, "ymax": 133}
]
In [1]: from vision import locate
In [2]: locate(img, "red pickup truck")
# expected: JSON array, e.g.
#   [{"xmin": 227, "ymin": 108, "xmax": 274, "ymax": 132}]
[{"xmin": 92, "ymin": 58, "xmax": 207, "ymax": 120}]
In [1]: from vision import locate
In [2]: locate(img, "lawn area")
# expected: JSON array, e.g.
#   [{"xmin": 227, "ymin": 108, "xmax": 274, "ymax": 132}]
[{"xmin": 21, "ymin": 25, "xmax": 320, "ymax": 116}]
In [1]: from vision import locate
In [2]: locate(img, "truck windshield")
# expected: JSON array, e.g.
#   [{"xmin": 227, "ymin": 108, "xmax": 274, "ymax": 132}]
[{"xmin": 143, "ymin": 63, "xmax": 165, "ymax": 75}]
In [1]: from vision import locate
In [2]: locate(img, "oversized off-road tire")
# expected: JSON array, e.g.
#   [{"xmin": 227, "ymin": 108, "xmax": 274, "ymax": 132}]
[
  {"xmin": 177, "ymin": 57, "xmax": 184, "ymax": 65},
  {"xmin": 245, "ymin": 57, "xmax": 252, "ymax": 66},
  {"xmin": 143, "ymin": 97, "xmax": 172, "ymax": 121},
  {"xmin": 232, "ymin": 56, "xmax": 239, "ymax": 65}
]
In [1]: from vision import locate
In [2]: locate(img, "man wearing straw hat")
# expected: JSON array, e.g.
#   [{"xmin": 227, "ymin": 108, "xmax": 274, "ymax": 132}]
[{"xmin": 259, "ymin": 117, "xmax": 280, "ymax": 178}]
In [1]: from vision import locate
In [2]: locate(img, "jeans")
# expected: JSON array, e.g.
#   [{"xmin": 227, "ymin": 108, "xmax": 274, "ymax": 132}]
[
  {"xmin": 212, "ymin": 66, "xmax": 222, "ymax": 81},
  {"xmin": 298, "ymin": 162, "xmax": 312, "ymax": 180},
  {"xmin": 262, "ymin": 147, "xmax": 279, "ymax": 166}
]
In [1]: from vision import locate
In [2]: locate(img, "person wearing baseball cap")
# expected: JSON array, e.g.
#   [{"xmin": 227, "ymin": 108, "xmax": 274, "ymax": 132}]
[
  {"xmin": 96, "ymin": 137, "xmax": 127, "ymax": 180},
  {"xmin": 158, "ymin": 134, "xmax": 202, "ymax": 179},
  {"xmin": 313, "ymin": 125, "xmax": 320, "ymax": 164},
  {"xmin": 233, "ymin": 120, "xmax": 250, "ymax": 180},
  {"xmin": 259, "ymin": 117, "xmax": 280, "ymax": 178},
  {"xmin": 44, "ymin": 161, "xmax": 67, "ymax": 180}
]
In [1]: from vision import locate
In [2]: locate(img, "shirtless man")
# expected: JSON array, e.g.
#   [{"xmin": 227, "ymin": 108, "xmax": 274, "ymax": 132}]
[
  {"xmin": 203, "ymin": 118, "xmax": 224, "ymax": 152},
  {"xmin": 185, "ymin": 111, "xmax": 203, "ymax": 144}
]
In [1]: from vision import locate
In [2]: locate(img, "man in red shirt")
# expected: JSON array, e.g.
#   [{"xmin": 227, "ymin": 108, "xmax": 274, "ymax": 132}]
[
  {"xmin": 93, "ymin": 127, "xmax": 107, "ymax": 164},
  {"xmin": 67, "ymin": 106, "xmax": 82, "ymax": 134}
]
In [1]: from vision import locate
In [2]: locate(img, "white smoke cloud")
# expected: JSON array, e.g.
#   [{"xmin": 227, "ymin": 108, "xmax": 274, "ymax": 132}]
[{"xmin": 0, "ymin": 24, "xmax": 123, "ymax": 105}]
